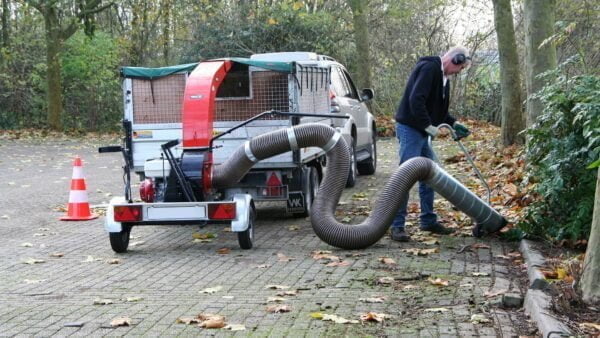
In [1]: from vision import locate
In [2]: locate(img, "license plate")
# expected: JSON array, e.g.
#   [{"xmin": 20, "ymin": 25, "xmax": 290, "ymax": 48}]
[{"xmin": 146, "ymin": 205, "xmax": 207, "ymax": 221}]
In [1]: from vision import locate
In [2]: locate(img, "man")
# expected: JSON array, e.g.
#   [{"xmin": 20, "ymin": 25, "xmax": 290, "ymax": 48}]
[{"xmin": 391, "ymin": 46, "xmax": 472, "ymax": 242}]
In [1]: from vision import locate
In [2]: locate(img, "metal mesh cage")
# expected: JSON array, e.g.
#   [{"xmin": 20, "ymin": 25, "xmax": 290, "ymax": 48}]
[
  {"xmin": 132, "ymin": 74, "xmax": 186, "ymax": 124},
  {"xmin": 215, "ymin": 71, "xmax": 290, "ymax": 121},
  {"xmin": 296, "ymin": 67, "xmax": 330, "ymax": 115}
]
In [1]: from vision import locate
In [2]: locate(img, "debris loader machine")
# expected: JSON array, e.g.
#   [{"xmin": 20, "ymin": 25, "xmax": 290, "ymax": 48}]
[{"xmin": 101, "ymin": 54, "xmax": 507, "ymax": 254}]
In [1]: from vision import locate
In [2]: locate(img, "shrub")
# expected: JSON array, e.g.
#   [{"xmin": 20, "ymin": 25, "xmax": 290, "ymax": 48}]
[{"xmin": 521, "ymin": 68, "xmax": 600, "ymax": 240}]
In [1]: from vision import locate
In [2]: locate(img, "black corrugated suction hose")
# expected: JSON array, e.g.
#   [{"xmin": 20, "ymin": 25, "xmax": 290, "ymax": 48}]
[{"xmin": 212, "ymin": 123, "xmax": 507, "ymax": 249}]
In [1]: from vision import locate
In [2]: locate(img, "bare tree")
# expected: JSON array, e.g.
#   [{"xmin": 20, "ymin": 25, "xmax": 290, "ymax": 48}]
[
  {"xmin": 347, "ymin": 0, "xmax": 371, "ymax": 89},
  {"xmin": 492, "ymin": 0, "xmax": 524, "ymax": 145},
  {"xmin": 523, "ymin": 0, "xmax": 557, "ymax": 127}
]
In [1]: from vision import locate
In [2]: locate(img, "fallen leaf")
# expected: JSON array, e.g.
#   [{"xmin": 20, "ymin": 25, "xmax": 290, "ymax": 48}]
[
  {"xmin": 580, "ymin": 322, "xmax": 600, "ymax": 331},
  {"xmin": 360, "ymin": 312, "xmax": 390, "ymax": 322},
  {"xmin": 222, "ymin": 296, "xmax": 234, "ymax": 299},
  {"xmin": 217, "ymin": 248, "xmax": 230, "ymax": 255},
  {"xmin": 288, "ymin": 225, "xmax": 299, "ymax": 231},
  {"xmin": 376, "ymin": 277, "xmax": 394, "ymax": 285},
  {"xmin": 503, "ymin": 183, "xmax": 518, "ymax": 196},
  {"xmin": 110, "ymin": 317, "xmax": 131, "ymax": 327},
  {"xmin": 197, "ymin": 313, "xmax": 225, "ymax": 321},
  {"xmin": 256, "ymin": 264, "xmax": 270, "ymax": 268},
  {"xmin": 471, "ymin": 314, "xmax": 491, "ymax": 324},
  {"xmin": 192, "ymin": 233, "xmax": 216, "ymax": 240},
  {"xmin": 428, "ymin": 278, "xmax": 449, "ymax": 286},
  {"xmin": 276, "ymin": 290, "xmax": 298, "ymax": 297},
  {"xmin": 403, "ymin": 284, "xmax": 419, "ymax": 290},
  {"xmin": 82, "ymin": 256, "xmax": 101, "ymax": 262},
  {"xmin": 107, "ymin": 259, "xmax": 121, "ymax": 264},
  {"xmin": 277, "ymin": 253, "xmax": 293, "ymax": 262},
  {"xmin": 424, "ymin": 307, "xmax": 449, "ymax": 313},
  {"xmin": 471, "ymin": 243, "xmax": 491, "ymax": 249},
  {"xmin": 130, "ymin": 241, "xmax": 145, "ymax": 247},
  {"xmin": 266, "ymin": 297, "xmax": 287, "ymax": 303},
  {"xmin": 199, "ymin": 286, "xmax": 223, "ymax": 294},
  {"xmin": 322, "ymin": 314, "xmax": 359, "ymax": 324},
  {"xmin": 471, "ymin": 272, "xmax": 489, "ymax": 277},
  {"xmin": 378, "ymin": 257, "xmax": 396, "ymax": 265},
  {"xmin": 176, "ymin": 317, "xmax": 201, "ymax": 324},
  {"xmin": 93, "ymin": 298, "xmax": 114, "ymax": 305},
  {"xmin": 23, "ymin": 258, "xmax": 45, "ymax": 265},
  {"xmin": 49, "ymin": 252, "xmax": 64, "ymax": 258},
  {"xmin": 422, "ymin": 239, "xmax": 440, "ymax": 245},
  {"xmin": 556, "ymin": 268, "xmax": 567, "ymax": 280},
  {"xmin": 326, "ymin": 260, "xmax": 350, "ymax": 267},
  {"xmin": 265, "ymin": 284, "xmax": 289, "ymax": 290},
  {"xmin": 0, "ymin": 215, "xmax": 8, "ymax": 219},
  {"xmin": 199, "ymin": 318, "xmax": 226, "ymax": 329},
  {"xmin": 192, "ymin": 238, "xmax": 213, "ymax": 243},
  {"xmin": 21, "ymin": 243, "xmax": 33, "ymax": 247},
  {"xmin": 23, "ymin": 279, "xmax": 46, "ymax": 284},
  {"xmin": 359, "ymin": 296, "xmax": 385, "ymax": 303},
  {"xmin": 224, "ymin": 324, "xmax": 246, "ymax": 331},
  {"xmin": 266, "ymin": 304, "xmax": 291, "ymax": 313},
  {"xmin": 402, "ymin": 248, "xmax": 439, "ymax": 256},
  {"xmin": 484, "ymin": 289, "xmax": 507, "ymax": 298},
  {"xmin": 310, "ymin": 312, "xmax": 324, "ymax": 319}
]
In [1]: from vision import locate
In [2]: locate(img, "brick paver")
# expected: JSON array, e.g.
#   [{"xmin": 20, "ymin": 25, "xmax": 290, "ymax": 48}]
[{"xmin": 0, "ymin": 136, "xmax": 532, "ymax": 336}]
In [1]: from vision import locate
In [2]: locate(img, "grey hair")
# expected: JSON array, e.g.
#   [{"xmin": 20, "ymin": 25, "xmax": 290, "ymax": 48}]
[{"xmin": 443, "ymin": 46, "xmax": 470, "ymax": 59}]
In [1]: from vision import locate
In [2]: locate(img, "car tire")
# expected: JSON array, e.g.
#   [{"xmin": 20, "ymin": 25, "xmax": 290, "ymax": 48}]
[
  {"xmin": 346, "ymin": 137, "xmax": 357, "ymax": 188},
  {"xmin": 358, "ymin": 127, "xmax": 377, "ymax": 175}
]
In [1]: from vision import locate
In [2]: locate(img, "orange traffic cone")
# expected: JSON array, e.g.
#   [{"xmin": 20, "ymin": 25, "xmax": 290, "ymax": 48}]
[{"xmin": 60, "ymin": 156, "xmax": 98, "ymax": 221}]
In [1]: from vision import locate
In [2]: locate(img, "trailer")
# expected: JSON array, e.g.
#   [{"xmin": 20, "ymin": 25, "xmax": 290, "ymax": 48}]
[{"xmin": 100, "ymin": 53, "xmax": 372, "ymax": 252}]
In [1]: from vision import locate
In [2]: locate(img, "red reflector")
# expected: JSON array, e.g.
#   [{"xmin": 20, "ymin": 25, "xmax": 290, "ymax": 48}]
[
  {"xmin": 114, "ymin": 205, "xmax": 142, "ymax": 222},
  {"xmin": 208, "ymin": 203, "xmax": 236, "ymax": 220}
]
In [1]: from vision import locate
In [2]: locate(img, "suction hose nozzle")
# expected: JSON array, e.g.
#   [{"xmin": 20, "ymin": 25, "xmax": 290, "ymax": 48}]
[{"xmin": 212, "ymin": 123, "xmax": 507, "ymax": 249}]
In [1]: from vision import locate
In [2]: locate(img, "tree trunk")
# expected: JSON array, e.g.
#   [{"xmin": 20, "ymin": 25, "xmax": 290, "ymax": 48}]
[
  {"xmin": 1, "ymin": 0, "xmax": 9, "ymax": 48},
  {"xmin": 44, "ymin": 11, "xmax": 64, "ymax": 130},
  {"xmin": 581, "ymin": 168, "xmax": 600, "ymax": 304},
  {"xmin": 347, "ymin": 0, "xmax": 371, "ymax": 90},
  {"xmin": 162, "ymin": 0, "xmax": 171, "ymax": 64},
  {"xmin": 523, "ymin": 0, "xmax": 557, "ymax": 127},
  {"xmin": 492, "ymin": 0, "xmax": 524, "ymax": 146}
]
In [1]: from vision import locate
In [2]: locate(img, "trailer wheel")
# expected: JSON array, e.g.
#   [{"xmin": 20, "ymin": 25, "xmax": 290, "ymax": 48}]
[
  {"xmin": 293, "ymin": 166, "xmax": 318, "ymax": 218},
  {"xmin": 109, "ymin": 224, "xmax": 131, "ymax": 253},
  {"xmin": 238, "ymin": 204, "xmax": 256, "ymax": 249}
]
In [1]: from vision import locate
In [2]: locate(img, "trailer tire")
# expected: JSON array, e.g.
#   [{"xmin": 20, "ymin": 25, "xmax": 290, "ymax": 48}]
[
  {"xmin": 293, "ymin": 166, "xmax": 318, "ymax": 218},
  {"xmin": 238, "ymin": 204, "xmax": 256, "ymax": 249},
  {"xmin": 109, "ymin": 224, "xmax": 131, "ymax": 253}
]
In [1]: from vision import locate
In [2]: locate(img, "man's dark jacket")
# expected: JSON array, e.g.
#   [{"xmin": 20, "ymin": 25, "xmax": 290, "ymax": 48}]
[{"xmin": 395, "ymin": 56, "xmax": 456, "ymax": 132}]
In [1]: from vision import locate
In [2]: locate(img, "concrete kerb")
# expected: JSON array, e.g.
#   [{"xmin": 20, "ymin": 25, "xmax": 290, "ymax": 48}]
[{"xmin": 519, "ymin": 239, "xmax": 571, "ymax": 337}]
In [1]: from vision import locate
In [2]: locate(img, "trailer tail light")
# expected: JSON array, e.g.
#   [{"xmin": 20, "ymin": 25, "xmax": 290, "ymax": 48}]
[
  {"xmin": 266, "ymin": 171, "xmax": 283, "ymax": 197},
  {"xmin": 208, "ymin": 203, "xmax": 236, "ymax": 220},
  {"xmin": 114, "ymin": 205, "xmax": 142, "ymax": 222}
]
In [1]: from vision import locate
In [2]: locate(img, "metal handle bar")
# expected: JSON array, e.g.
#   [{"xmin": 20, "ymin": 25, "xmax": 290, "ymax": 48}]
[{"xmin": 435, "ymin": 123, "xmax": 491, "ymax": 204}]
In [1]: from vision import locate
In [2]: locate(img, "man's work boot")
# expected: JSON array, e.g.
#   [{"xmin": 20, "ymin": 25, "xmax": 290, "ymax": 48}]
[
  {"xmin": 391, "ymin": 227, "xmax": 411, "ymax": 242},
  {"xmin": 421, "ymin": 222, "xmax": 454, "ymax": 235}
]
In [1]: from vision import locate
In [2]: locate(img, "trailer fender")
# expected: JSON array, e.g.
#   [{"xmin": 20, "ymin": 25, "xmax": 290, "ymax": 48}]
[
  {"xmin": 105, "ymin": 196, "xmax": 126, "ymax": 233},
  {"xmin": 231, "ymin": 194, "xmax": 253, "ymax": 232}
]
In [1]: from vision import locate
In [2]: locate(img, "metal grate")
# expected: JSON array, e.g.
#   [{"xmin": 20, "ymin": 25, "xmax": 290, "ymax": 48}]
[
  {"xmin": 296, "ymin": 67, "xmax": 330, "ymax": 115},
  {"xmin": 132, "ymin": 74, "xmax": 186, "ymax": 124},
  {"xmin": 215, "ymin": 71, "xmax": 290, "ymax": 121}
]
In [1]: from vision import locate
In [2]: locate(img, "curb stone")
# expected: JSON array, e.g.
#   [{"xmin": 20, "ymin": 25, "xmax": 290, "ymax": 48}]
[{"xmin": 520, "ymin": 239, "xmax": 571, "ymax": 337}]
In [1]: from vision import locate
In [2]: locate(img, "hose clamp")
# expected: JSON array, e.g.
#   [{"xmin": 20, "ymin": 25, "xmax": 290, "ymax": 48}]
[
  {"xmin": 286, "ymin": 127, "xmax": 299, "ymax": 151},
  {"xmin": 244, "ymin": 141, "xmax": 258, "ymax": 163},
  {"xmin": 323, "ymin": 132, "xmax": 341, "ymax": 152}
]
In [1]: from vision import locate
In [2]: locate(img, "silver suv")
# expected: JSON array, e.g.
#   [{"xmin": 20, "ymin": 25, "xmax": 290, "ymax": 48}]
[{"xmin": 251, "ymin": 52, "xmax": 378, "ymax": 186}]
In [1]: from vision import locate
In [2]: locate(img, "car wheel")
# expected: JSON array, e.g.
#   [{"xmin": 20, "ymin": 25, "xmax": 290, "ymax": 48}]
[
  {"xmin": 346, "ymin": 137, "xmax": 357, "ymax": 188},
  {"xmin": 358, "ymin": 128, "xmax": 377, "ymax": 175}
]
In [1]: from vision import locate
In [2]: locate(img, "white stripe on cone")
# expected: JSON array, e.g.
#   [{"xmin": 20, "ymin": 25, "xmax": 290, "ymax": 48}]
[
  {"xmin": 71, "ymin": 166, "xmax": 85, "ymax": 179},
  {"xmin": 68, "ymin": 190, "xmax": 90, "ymax": 203}
]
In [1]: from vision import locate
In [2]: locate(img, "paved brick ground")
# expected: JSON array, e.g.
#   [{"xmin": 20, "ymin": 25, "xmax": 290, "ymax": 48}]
[{"xmin": 0, "ymin": 135, "xmax": 533, "ymax": 337}]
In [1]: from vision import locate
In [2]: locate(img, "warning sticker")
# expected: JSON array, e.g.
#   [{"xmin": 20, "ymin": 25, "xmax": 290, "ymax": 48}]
[{"xmin": 133, "ymin": 130, "xmax": 153, "ymax": 139}]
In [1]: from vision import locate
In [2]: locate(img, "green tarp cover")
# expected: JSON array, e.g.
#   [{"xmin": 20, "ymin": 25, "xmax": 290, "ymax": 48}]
[{"xmin": 120, "ymin": 58, "xmax": 295, "ymax": 79}]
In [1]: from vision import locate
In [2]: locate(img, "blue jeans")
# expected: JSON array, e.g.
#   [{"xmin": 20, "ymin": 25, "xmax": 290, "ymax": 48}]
[{"xmin": 391, "ymin": 123, "xmax": 437, "ymax": 229}]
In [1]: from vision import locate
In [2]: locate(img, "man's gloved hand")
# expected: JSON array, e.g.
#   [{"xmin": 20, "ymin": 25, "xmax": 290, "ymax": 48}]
[
  {"xmin": 453, "ymin": 122, "xmax": 470, "ymax": 140},
  {"xmin": 425, "ymin": 125, "xmax": 439, "ymax": 138}
]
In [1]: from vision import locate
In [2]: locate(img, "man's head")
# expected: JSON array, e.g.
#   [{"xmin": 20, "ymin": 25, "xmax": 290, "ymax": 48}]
[{"xmin": 441, "ymin": 46, "xmax": 471, "ymax": 75}]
